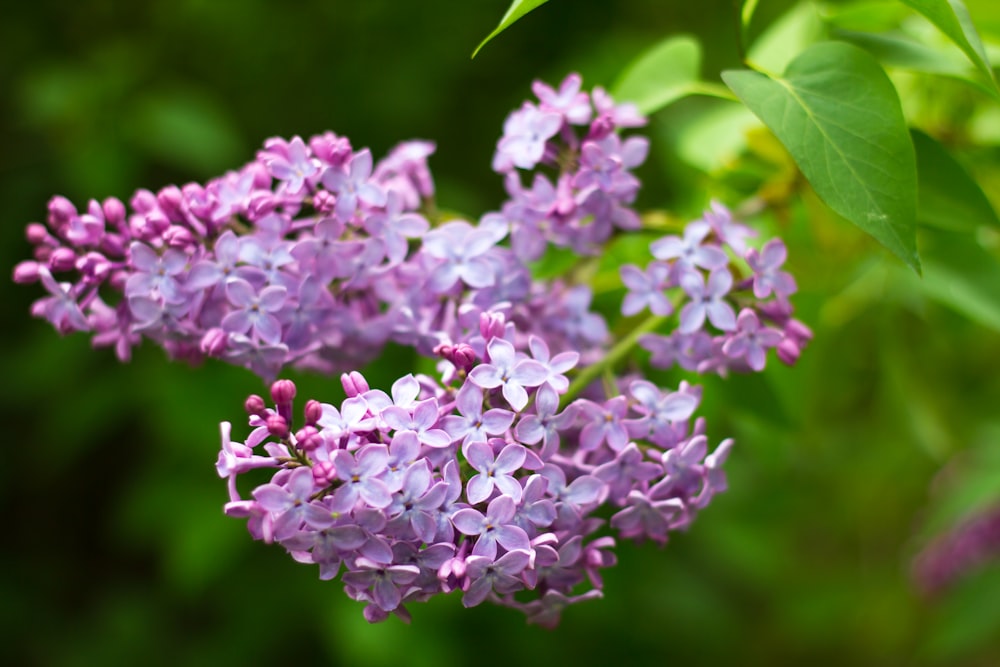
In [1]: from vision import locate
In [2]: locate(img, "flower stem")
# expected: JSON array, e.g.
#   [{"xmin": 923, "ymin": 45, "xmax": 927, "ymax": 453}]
[{"xmin": 560, "ymin": 313, "xmax": 668, "ymax": 408}]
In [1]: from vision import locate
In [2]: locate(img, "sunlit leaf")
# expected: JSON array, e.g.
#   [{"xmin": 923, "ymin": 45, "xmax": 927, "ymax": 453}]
[
  {"xmin": 912, "ymin": 129, "xmax": 1000, "ymax": 231},
  {"xmin": 723, "ymin": 42, "xmax": 920, "ymax": 272},
  {"xmin": 611, "ymin": 35, "xmax": 701, "ymax": 116},
  {"xmin": 900, "ymin": 0, "xmax": 999, "ymax": 93},
  {"xmin": 746, "ymin": 1, "xmax": 825, "ymax": 73},
  {"xmin": 472, "ymin": 0, "xmax": 549, "ymax": 58}
]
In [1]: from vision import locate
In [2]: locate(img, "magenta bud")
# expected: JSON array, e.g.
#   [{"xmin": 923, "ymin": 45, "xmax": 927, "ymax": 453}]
[
  {"xmin": 76, "ymin": 252, "xmax": 111, "ymax": 282},
  {"xmin": 587, "ymin": 113, "xmax": 615, "ymax": 141},
  {"xmin": 130, "ymin": 189, "xmax": 158, "ymax": 214},
  {"xmin": 479, "ymin": 311, "xmax": 505, "ymax": 341},
  {"xmin": 99, "ymin": 233, "xmax": 126, "ymax": 258},
  {"xmin": 200, "ymin": 328, "xmax": 228, "ymax": 356},
  {"xmin": 340, "ymin": 371, "xmax": 369, "ymax": 397},
  {"xmin": 312, "ymin": 189, "xmax": 336, "ymax": 214},
  {"xmin": 156, "ymin": 186, "xmax": 185, "ymax": 220},
  {"xmin": 244, "ymin": 394, "xmax": 267, "ymax": 417},
  {"xmin": 295, "ymin": 426, "xmax": 322, "ymax": 452},
  {"xmin": 108, "ymin": 269, "xmax": 129, "ymax": 291},
  {"xmin": 312, "ymin": 461, "xmax": 337, "ymax": 486},
  {"xmin": 49, "ymin": 247, "xmax": 77, "ymax": 272},
  {"xmin": 26, "ymin": 223, "xmax": 50, "ymax": 245},
  {"xmin": 12, "ymin": 261, "xmax": 41, "ymax": 284},
  {"xmin": 304, "ymin": 399, "xmax": 323, "ymax": 426},
  {"xmin": 266, "ymin": 414, "xmax": 289, "ymax": 439},
  {"xmin": 163, "ymin": 225, "xmax": 194, "ymax": 248},
  {"xmin": 270, "ymin": 379, "xmax": 297, "ymax": 405},
  {"xmin": 785, "ymin": 319, "xmax": 813, "ymax": 344},
  {"xmin": 33, "ymin": 246, "xmax": 52, "ymax": 262},
  {"xmin": 245, "ymin": 162, "xmax": 272, "ymax": 190},
  {"xmin": 102, "ymin": 197, "xmax": 127, "ymax": 227},
  {"xmin": 47, "ymin": 195, "xmax": 77, "ymax": 226},
  {"xmin": 776, "ymin": 339, "xmax": 801, "ymax": 366}
]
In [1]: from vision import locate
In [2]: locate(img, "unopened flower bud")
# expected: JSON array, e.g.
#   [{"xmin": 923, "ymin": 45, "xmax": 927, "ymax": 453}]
[
  {"xmin": 312, "ymin": 460, "xmax": 337, "ymax": 486},
  {"xmin": 163, "ymin": 225, "xmax": 195, "ymax": 248},
  {"xmin": 49, "ymin": 247, "xmax": 77, "ymax": 272},
  {"xmin": 47, "ymin": 195, "xmax": 77, "ymax": 227},
  {"xmin": 304, "ymin": 399, "xmax": 323, "ymax": 426},
  {"xmin": 200, "ymin": 328, "xmax": 228, "ymax": 356},
  {"xmin": 244, "ymin": 394, "xmax": 267, "ymax": 417},
  {"xmin": 102, "ymin": 197, "xmax": 127, "ymax": 228},
  {"xmin": 12, "ymin": 261, "xmax": 41, "ymax": 284},
  {"xmin": 26, "ymin": 223, "xmax": 50, "ymax": 245},
  {"xmin": 340, "ymin": 371, "xmax": 369, "ymax": 397},
  {"xmin": 266, "ymin": 414, "xmax": 289, "ymax": 439},
  {"xmin": 270, "ymin": 379, "xmax": 297, "ymax": 405},
  {"xmin": 296, "ymin": 426, "xmax": 322, "ymax": 452},
  {"xmin": 776, "ymin": 339, "xmax": 801, "ymax": 366},
  {"xmin": 313, "ymin": 190, "xmax": 336, "ymax": 214},
  {"xmin": 479, "ymin": 311, "xmax": 505, "ymax": 342}
]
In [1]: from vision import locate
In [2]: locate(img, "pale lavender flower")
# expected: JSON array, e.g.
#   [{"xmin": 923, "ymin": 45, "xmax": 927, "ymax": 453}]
[
  {"xmin": 532, "ymin": 73, "xmax": 591, "ymax": 125},
  {"xmin": 261, "ymin": 135, "xmax": 319, "ymax": 196},
  {"xmin": 330, "ymin": 445, "xmax": 392, "ymax": 508},
  {"xmin": 452, "ymin": 495, "xmax": 531, "ymax": 559},
  {"xmin": 462, "ymin": 549, "xmax": 532, "ymax": 607},
  {"xmin": 620, "ymin": 262, "xmax": 672, "ymax": 317},
  {"xmin": 577, "ymin": 396, "xmax": 630, "ymax": 452},
  {"xmin": 468, "ymin": 337, "xmax": 548, "ymax": 411},
  {"xmin": 746, "ymin": 238, "xmax": 797, "ymax": 300},
  {"xmin": 321, "ymin": 148, "xmax": 387, "ymax": 221},
  {"xmin": 465, "ymin": 441, "xmax": 527, "ymax": 504},
  {"xmin": 422, "ymin": 220, "xmax": 503, "ymax": 292},
  {"xmin": 722, "ymin": 309, "xmax": 783, "ymax": 371},
  {"xmin": 342, "ymin": 557, "xmax": 420, "ymax": 612},
  {"xmin": 494, "ymin": 103, "xmax": 562, "ymax": 171},
  {"xmin": 33, "ymin": 267, "xmax": 89, "ymax": 332},
  {"xmin": 381, "ymin": 398, "xmax": 451, "ymax": 449},
  {"xmin": 650, "ymin": 223, "xmax": 728, "ymax": 274},
  {"xmin": 678, "ymin": 269, "xmax": 736, "ymax": 333},
  {"xmin": 253, "ymin": 466, "xmax": 316, "ymax": 541},
  {"xmin": 124, "ymin": 242, "xmax": 187, "ymax": 303},
  {"xmin": 441, "ymin": 382, "xmax": 515, "ymax": 449},
  {"xmin": 221, "ymin": 278, "xmax": 287, "ymax": 344}
]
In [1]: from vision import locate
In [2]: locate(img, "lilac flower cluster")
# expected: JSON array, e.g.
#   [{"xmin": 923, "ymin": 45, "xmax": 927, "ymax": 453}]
[
  {"xmin": 493, "ymin": 73, "xmax": 650, "ymax": 260},
  {"xmin": 220, "ymin": 321, "xmax": 732, "ymax": 625},
  {"xmin": 13, "ymin": 73, "xmax": 810, "ymax": 625},
  {"xmin": 631, "ymin": 201, "xmax": 812, "ymax": 375}
]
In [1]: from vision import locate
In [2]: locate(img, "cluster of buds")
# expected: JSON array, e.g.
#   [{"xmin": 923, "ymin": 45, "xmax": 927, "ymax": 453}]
[{"xmin": 13, "ymin": 74, "xmax": 811, "ymax": 624}]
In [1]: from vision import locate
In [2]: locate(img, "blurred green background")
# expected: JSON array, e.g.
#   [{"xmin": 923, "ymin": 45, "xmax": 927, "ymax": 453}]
[{"xmin": 4, "ymin": 1, "xmax": 1000, "ymax": 665}]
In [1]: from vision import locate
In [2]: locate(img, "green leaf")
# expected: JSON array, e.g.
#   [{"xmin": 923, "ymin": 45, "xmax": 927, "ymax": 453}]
[
  {"xmin": 722, "ymin": 42, "xmax": 920, "ymax": 272},
  {"xmin": 611, "ymin": 36, "xmax": 702, "ymax": 116},
  {"xmin": 912, "ymin": 129, "xmax": 1000, "ymax": 231},
  {"xmin": 921, "ymin": 228, "xmax": 1000, "ymax": 330},
  {"xmin": 472, "ymin": 0, "xmax": 549, "ymax": 58},
  {"xmin": 900, "ymin": 0, "xmax": 998, "ymax": 92}
]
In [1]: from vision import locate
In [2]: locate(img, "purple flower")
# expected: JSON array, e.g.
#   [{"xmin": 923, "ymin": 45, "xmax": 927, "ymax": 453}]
[
  {"xmin": 221, "ymin": 278, "xmax": 287, "ymax": 345},
  {"xmin": 527, "ymin": 335, "xmax": 578, "ymax": 394},
  {"xmin": 650, "ymin": 223, "xmax": 728, "ymax": 274},
  {"xmin": 381, "ymin": 398, "xmax": 451, "ymax": 449},
  {"xmin": 321, "ymin": 148, "xmax": 387, "ymax": 221},
  {"xmin": 330, "ymin": 444, "xmax": 392, "ymax": 508},
  {"xmin": 594, "ymin": 443, "xmax": 664, "ymax": 504},
  {"xmin": 494, "ymin": 103, "xmax": 562, "ymax": 171},
  {"xmin": 468, "ymin": 338, "xmax": 548, "ymax": 412},
  {"xmin": 514, "ymin": 384, "xmax": 577, "ymax": 459},
  {"xmin": 678, "ymin": 269, "xmax": 736, "ymax": 333},
  {"xmin": 252, "ymin": 467, "xmax": 316, "ymax": 541},
  {"xmin": 422, "ymin": 220, "xmax": 503, "ymax": 292},
  {"xmin": 532, "ymin": 73, "xmax": 591, "ymax": 125},
  {"xmin": 385, "ymin": 460, "xmax": 448, "ymax": 543},
  {"xmin": 362, "ymin": 191, "xmax": 429, "ymax": 265},
  {"xmin": 620, "ymin": 262, "xmax": 672, "ymax": 317},
  {"xmin": 124, "ymin": 242, "xmax": 188, "ymax": 303},
  {"xmin": 577, "ymin": 396, "xmax": 630, "ymax": 452},
  {"xmin": 441, "ymin": 382, "xmax": 515, "ymax": 449},
  {"xmin": 722, "ymin": 309, "xmax": 783, "ymax": 371},
  {"xmin": 610, "ymin": 490, "xmax": 685, "ymax": 544},
  {"xmin": 465, "ymin": 441, "xmax": 527, "ymax": 504},
  {"xmin": 342, "ymin": 557, "xmax": 420, "ymax": 612},
  {"xmin": 261, "ymin": 135, "xmax": 319, "ymax": 196},
  {"xmin": 745, "ymin": 238, "xmax": 797, "ymax": 300},
  {"xmin": 33, "ymin": 267, "xmax": 89, "ymax": 332},
  {"xmin": 462, "ymin": 549, "xmax": 532, "ymax": 608},
  {"xmin": 452, "ymin": 495, "xmax": 531, "ymax": 559}
]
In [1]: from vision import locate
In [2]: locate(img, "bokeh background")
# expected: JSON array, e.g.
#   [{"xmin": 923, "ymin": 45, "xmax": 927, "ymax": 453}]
[{"xmin": 4, "ymin": 1, "xmax": 1000, "ymax": 665}]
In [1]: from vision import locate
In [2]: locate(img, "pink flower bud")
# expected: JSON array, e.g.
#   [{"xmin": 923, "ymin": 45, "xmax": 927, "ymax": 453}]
[
  {"xmin": 776, "ymin": 339, "xmax": 801, "ymax": 366},
  {"xmin": 296, "ymin": 426, "xmax": 322, "ymax": 452},
  {"xmin": 47, "ymin": 195, "xmax": 77, "ymax": 227},
  {"xmin": 304, "ymin": 399, "xmax": 323, "ymax": 426},
  {"xmin": 26, "ymin": 223, "xmax": 50, "ymax": 245},
  {"xmin": 479, "ymin": 311, "xmax": 505, "ymax": 342},
  {"xmin": 49, "ymin": 247, "xmax": 77, "ymax": 272},
  {"xmin": 244, "ymin": 394, "xmax": 267, "ymax": 417},
  {"xmin": 340, "ymin": 371, "xmax": 369, "ymax": 397},
  {"xmin": 312, "ymin": 460, "xmax": 336, "ymax": 486},
  {"xmin": 271, "ymin": 379, "xmax": 297, "ymax": 405},
  {"xmin": 200, "ymin": 328, "xmax": 228, "ymax": 356},
  {"xmin": 266, "ymin": 414, "xmax": 289, "ymax": 439},
  {"xmin": 12, "ymin": 261, "xmax": 41, "ymax": 284},
  {"xmin": 163, "ymin": 225, "xmax": 194, "ymax": 248},
  {"xmin": 102, "ymin": 197, "xmax": 127, "ymax": 228}
]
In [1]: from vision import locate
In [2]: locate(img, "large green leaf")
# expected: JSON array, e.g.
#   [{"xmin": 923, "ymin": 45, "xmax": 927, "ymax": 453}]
[
  {"xmin": 912, "ymin": 129, "xmax": 1000, "ymax": 231},
  {"xmin": 900, "ymin": 0, "xmax": 998, "ymax": 93},
  {"xmin": 722, "ymin": 42, "xmax": 920, "ymax": 272},
  {"xmin": 472, "ymin": 0, "xmax": 549, "ymax": 58},
  {"xmin": 611, "ymin": 36, "xmax": 701, "ymax": 116}
]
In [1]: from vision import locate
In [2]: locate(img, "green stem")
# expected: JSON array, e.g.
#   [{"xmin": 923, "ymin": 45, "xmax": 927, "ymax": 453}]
[{"xmin": 560, "ymin": 313, "xmax": 668, "ymax": 409}]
